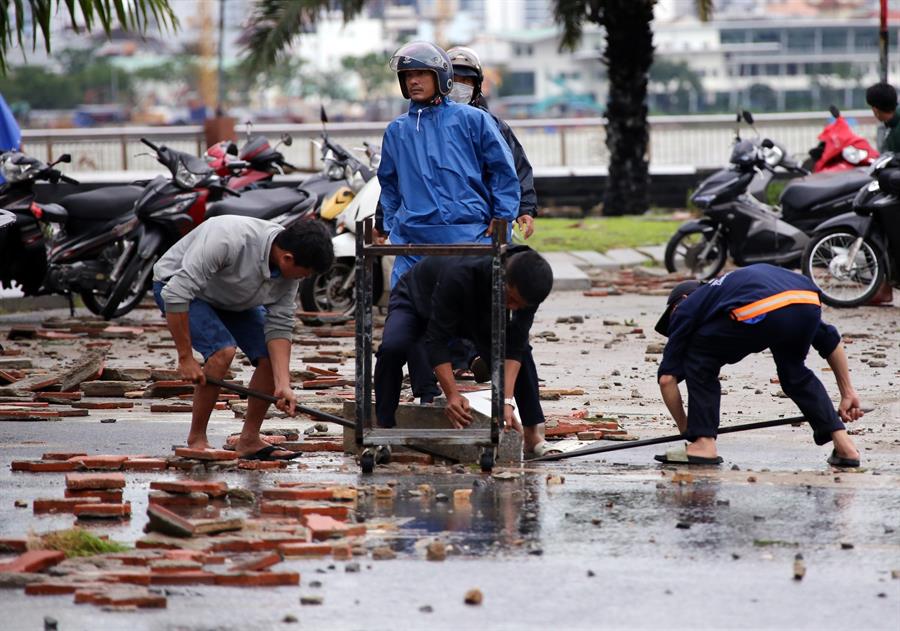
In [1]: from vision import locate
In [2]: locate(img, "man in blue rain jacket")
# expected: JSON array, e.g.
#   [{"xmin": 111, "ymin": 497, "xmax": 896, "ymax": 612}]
[{"xmin": 375, "ymin": 41, "xmax": 520, "ymax": 287}]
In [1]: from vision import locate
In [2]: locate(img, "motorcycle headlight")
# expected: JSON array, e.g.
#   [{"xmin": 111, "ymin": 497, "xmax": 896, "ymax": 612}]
[
  {"xmin": 174, "ymin": 160, "xmax": 205, "ymax": 189},
  {"xmin": 841, "ymin": 146, "xmax": 867, "ymax": 165},
  {"xmin": 328, "ymin": 163, "xmax": 345, "ymax": 180},
  {"xmin": 0, "ymin": 154, "xmax": 30, "ymax": 183}
]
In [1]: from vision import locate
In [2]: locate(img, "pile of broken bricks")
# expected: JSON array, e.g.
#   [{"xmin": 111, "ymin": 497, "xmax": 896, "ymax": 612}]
[
  {"xmin": 31, "ymin": 472, "xmax": 132, "ymax": 521},
  {"xmin": 583, "ymin": 267, "xmax": 694, "ymax": 298},
  {"xmin": 0, "ymin": 478, "xmax": 378, "ymax": 610}
]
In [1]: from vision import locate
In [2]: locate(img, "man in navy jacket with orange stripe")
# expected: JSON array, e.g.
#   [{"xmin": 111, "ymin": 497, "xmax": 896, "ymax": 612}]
[{"xmin": 654, "ymin": 264, "xmax": 862, "ymax": 467}]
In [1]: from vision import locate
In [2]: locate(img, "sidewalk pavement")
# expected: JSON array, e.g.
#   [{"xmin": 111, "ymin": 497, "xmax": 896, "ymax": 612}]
[{"xmin": 544, "ymin": 245, "xmax": 667, "ymax": 291}]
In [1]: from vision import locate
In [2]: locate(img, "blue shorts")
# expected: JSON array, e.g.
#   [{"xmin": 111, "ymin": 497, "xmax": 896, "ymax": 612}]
[{"xmin": 153, "ymin": 281, "xmax": 269, "ymax": 366}]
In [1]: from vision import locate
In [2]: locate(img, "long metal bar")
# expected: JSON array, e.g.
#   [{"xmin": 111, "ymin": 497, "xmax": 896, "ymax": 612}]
[
  {"xmin": 362, "ymin": 244, "xmax": 495, "ymax": 256},
  {"xmin": 532, "ymin": 415, "xmax": 817, "ymax": 462},
  {"xmin": 362, "ymin": 220, "xmax": 374, "ymax": 442},
  {"xmin": 490, "ymin": 223, "xmax": 507, "ymax": 446},
  {"xmin": 354, "ymin": 221, "xmax": 366, "ymax": 447}
]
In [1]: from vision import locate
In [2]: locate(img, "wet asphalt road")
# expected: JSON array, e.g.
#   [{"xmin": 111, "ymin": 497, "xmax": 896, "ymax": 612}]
[{"xmin": 0, "ymin": 293, "xmax": 898, "ymax": 630}]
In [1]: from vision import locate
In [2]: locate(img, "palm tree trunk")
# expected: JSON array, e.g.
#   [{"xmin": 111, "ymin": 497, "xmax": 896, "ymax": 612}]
[{"xmin": 601, "ymin": 0, "xmax": 654, "ymax": 215}]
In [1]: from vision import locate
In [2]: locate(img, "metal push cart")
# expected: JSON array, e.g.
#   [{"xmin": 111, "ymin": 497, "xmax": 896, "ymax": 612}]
[{"xmin": 354, "ymin": 217, "xmax": 508, "ymax": 474}]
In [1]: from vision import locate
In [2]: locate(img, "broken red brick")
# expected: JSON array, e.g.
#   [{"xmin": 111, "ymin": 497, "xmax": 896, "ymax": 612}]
[
  {"xmin": 231, "ymin": 552, "xmax": 283, "ymax": 572},
  {"xmin": 69, "ymin": 455, "xmax": 129, "ymax": 470},
  {"xmin": 262, "ymin": 488, "xmax": 334, "ymax": 502},
  {"xmin": 64, "ymin": 489, "xmax": 123, "ymax": 502},
  {"xmin": 145, "ymin": 504, "xmax": 195, "ymax": 537},
  {"xmin": 0, "ymin": 550, "xmax": 65, "ymax": 573},
  {"xmin": 42, "ymin": 451, "xmax": 88, "ymax": 461},
  {"xmin": 148, "ymin": 571, "xmax": 218, "ymax": 585},
  {"xmin": 75, "ymin": 587, "xmax": 165, "ymax": 609},
  {"xmin": 278, "ymin": 543, "xmax": 332, "ymax": 557},
  {"xmin": 576, "ymin": 431, "xmax": 606, "ymax": 440},
  {"xmin": 215, "ymin": 571, "xmax": 299, "ymax": 587},
  {"xmin": 66, "ymin": 472, "xmax": 126, "ymax": 490},
  {"xmin": 0, "ymin": 409, "xmax": 61, "ymax": 418},
  {"xmin": 150, "ymin": 403, "xmax": 196, "ymax": 413},
  {"xmin": 122, "ymin": 458, "xmax": 168, "ymax": 472},
  {"xmin": 35, "ymin": 391, "xmax": 82, "ymax": 402},
  {"xmin": 0, "ymin": 537, "xmax": 29, "ymax": 553},
  {"xmin": 33, "ymin": 497, "xmax": 101, "ymax": 514},
  {"xmin": 148, "ymin": 559, "xmax": 203, "ymax": 573},
  {"xmin": 14, "ymin": 460, "xmax": 81, "ymax": 473},
  {"xmin": 143, "ymin": 380, "xmax": 195, "ymax": 398},
  {"xmin": 226, "ymin": 434, "xmax": 287, "ymax": 447},
  {"xmin": 80, "ymin": 381, "xmax": 132, "ymax": 397},
  {"xmin": 261, "ymin": 501, "xmax": 351, "ymax": 521},
  {"xmin": 70, "ymin": 401, "xmax": 134, "ymax": 410},
  {"xmin": 26, "ymin": 581, "xmax": 103, "ymax": 596},
  {"xmin": 74, "ymin": 502, "xmax": 132, "ymax": 519},
  {"xmin": 280, "ymin": 441, "xmax": 343, "ymax": 453},
  {"xmin": 304, "ymin": 514, "xmax": 366, "ymax": 540},
  {"xmin": 149, "ymin": 480, "xmax": 228, "ymax": 497},
  {"xmin": 389, "ymin": 453, "xmax": 434, "ymax": 465},
  {"xmin": 238, "ymin": 460, "xmax": 287, "ymax": 470},
  {"xmin": 332, "ymin": 544, "xmax": 353, "ymax": 560},
  {"xmin": 148, "ymin": 490, "xmax": 209, "ymax": 508},
  {"xmin": 173, "ymin": 448, "xmax": 237, "ymax": 461}
]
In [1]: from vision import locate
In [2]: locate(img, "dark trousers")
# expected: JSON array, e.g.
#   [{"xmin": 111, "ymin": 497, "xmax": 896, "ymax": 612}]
[
  {"xmin": 374, "ymin": 288, "xmax": 544, "ymax": 428},
  {"xmin": 684, "ymin": 303, "xmax": 845, "ymax": 445}
]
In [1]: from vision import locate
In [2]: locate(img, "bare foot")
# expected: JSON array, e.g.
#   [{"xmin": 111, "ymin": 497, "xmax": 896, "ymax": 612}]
[
  {"xmin": 523, "ymin": 425, "xmax": 543, "ymax": 453},
  {"xmin": 187, "ymin": 438, "xmax": 212, "ymax": 450}
]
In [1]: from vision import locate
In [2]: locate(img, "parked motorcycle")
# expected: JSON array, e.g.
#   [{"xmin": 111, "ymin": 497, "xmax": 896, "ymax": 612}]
[
  {"xmin": 666, "ymin": 112, "xmax": 872, "ymax": 279},
  {"xmin": 806, "ymin": 106, "xmax": 878, "ymax": 173},
  {"xmin": 205, "ymin": 131, "xmax": 297, "ymax": 190},
  {"xmin": 303, "ymin": 107, "xmax": 378, "ymax": 229},
  {"xmin": 298, "ymin": 176, "xmax": 391, "ymax": 314},
  {"xmin": 96, "ymin": 138, "xmax": 319, "ymax": 320},
  {"xmin": 801, "ymin": 153, "xmax": 900, "ymax": 307},
  {"xmin": 0, "ymin": 151, "xmax": 145, "ymax": 313}
]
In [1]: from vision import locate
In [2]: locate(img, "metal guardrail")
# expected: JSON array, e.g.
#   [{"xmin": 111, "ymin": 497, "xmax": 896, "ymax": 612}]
[{"xmin": 20, "ymin": 110, "xmax": 880, "ymax": 173}]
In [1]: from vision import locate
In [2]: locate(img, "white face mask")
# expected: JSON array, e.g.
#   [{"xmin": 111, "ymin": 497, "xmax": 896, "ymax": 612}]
[{"xmin": 449, "ymin": 83, "xmax": 474, "ymax": 104}]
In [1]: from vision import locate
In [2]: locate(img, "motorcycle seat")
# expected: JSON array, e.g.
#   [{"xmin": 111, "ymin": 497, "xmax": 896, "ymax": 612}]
[
  {"xmin": 780, "ymin": 169, "xmax": 871, "ymax": 212},
  {"xmin": 60, "ymin": 185, "xmax": 144, "ymax": 222},
  {"xmin": 205, "ymin": 188, "xmax": 313, "ymax": 220}
]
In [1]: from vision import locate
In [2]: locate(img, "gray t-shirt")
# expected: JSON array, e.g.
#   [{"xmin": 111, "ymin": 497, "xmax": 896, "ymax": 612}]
[{"xmin": 153, "ymin": 215, "xmax": 299, "ymax": 343}]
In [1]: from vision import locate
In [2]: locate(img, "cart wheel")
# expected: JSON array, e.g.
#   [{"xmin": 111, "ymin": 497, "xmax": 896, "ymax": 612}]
[
  {"xmin": 479, "ymin": 448, "xmax": 495, "ymax": 473},
  {"xmin": 360, "ymin": 450, "xmax": 375, "ymax": 474},
  {"xmin": 375, "ymin": 445, "xmax": 392, "ymax": 465}
]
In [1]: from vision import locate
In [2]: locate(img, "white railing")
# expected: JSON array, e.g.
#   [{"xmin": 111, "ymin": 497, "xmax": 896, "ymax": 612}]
[{"xmin": 20, "ymin": 110, "xmax": 880, "ymax": 174}]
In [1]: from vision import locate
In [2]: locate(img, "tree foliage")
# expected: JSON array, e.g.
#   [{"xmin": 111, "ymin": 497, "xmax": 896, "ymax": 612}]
[
  {"xmin": 0, "ymin": 0, "xmax": 178, "ymax": 74},
  {"xmin": 241, "ymin": 0, "xmax": 365, "ymax": 72}
]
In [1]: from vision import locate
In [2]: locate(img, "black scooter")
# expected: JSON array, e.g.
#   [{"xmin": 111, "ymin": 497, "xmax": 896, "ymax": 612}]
[
  {"xmin": 0, "ymin": 151, "xmax": 144, "ymax": 313},
  {"xmin": 801, "ymin": 153, "xmax": 900, "ymax": 307},
  {"xmin": 665, "ymin": 111, "xmax": 872, "ymax": 279}
]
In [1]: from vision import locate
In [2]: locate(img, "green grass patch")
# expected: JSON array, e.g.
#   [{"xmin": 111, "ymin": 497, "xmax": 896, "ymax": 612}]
[
  {"xmin": 36, "ymin": 528, "xmax": 129, "ymax": 558},
  {"xmin": 526, "ymin": 216, "xmax": 681, "ymax": 253}
]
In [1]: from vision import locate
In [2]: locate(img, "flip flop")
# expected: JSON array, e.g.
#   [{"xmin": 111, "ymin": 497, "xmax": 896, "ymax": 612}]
[
  {"xmin": 826, "ymin": 450, "xmax": 860, "ymax": 468},
  {"xmin": 654, "ymin": 446, "xmax": 723, "ymax": 466},
  {"xmin": 240, "ymin": 445, "xmax": 302, "ymax": 461},
  {"xmin": 525, "ymin": 440, "xmax": 564, "ymax": 460}
]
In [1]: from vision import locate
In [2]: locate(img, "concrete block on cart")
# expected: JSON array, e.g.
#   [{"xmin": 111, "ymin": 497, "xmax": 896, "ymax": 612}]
[
  {"xmin": 539, "ymin": 252, "xmax": 592, "ymax": 291},
  {"xmin": 341, "ymin": 400, "xmax": 521, "ymax": 464}
]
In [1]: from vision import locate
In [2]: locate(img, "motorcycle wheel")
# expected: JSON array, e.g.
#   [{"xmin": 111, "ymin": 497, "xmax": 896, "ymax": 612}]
[
  {"xmin": 83, "ymin": 253, "xmax": 156, "ymax": 320},
  {"xmin": 664, "ymin": 227, "xmax": 727, "ymax": 280},
  {"xmin": 299, "ymin": 259, "xmax": 357, "ymax": 315},
  {"xmin": 299, "ymin": 257, "xmax": 382, "ymax": 315},
  {"xmin": 801, "ymin": 229, "xmax": 885, "ymax": 308}
]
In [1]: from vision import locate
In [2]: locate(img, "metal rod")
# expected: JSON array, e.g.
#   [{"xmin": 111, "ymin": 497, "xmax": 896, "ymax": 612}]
[
  {"xmin": 354, "ymin": 220, "xmax": 366, "ymax": 447},
  {"xmin": 362, "ymin": 244, "xmax": 496, "ymax": 256},
  {"xmin": 531, "ymin": 415, "xmax": 814, "ymax": 463},
  {"xmin": 490, "ymin": 221, "xmax": 507, "ymax": 446},
  {"xmin": 206, "ymin": 376, "xmax": 455, "ymax": 462}
]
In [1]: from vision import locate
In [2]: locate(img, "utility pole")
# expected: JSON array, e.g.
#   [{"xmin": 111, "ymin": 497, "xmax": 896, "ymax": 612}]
[
  {"xmin": 880, "ymin": 0, "xmax": 888, "ymax": 83},
  {"xmin": 217, "ymin": 0, "xmax": 226, "ymax": 116}
]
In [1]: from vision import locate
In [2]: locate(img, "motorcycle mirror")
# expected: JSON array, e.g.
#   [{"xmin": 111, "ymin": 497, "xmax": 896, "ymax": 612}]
[
  {"xmin": 281, "ymin": 133, "xmax": 293, "ymax": 147},
  {"xmin": 761, "ymin": 139, "xmax": 774, "ymax": 149},
  {"xmin": 735, "ymin": 111, "xmax": 742, "ymax": 124},
  {"xmin": 320, "ymin": 106, "xmax": 328, "ymax": 125},
  {"xmin": 829, "ymin": 104, "xmax": 841, "ymax": 119},
  {"xmin": 58, "ymin": 154, "xmax": 72, "ymax": 164},
  {"xmin": 742, "ymin": 110, "xmax": 755, "ymax": 125}
]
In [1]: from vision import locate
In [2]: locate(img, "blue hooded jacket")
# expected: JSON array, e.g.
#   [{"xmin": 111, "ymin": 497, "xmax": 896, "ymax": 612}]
[{"xmin": 377, "ymin": 97, "xmax": 520, "ymax": 285}]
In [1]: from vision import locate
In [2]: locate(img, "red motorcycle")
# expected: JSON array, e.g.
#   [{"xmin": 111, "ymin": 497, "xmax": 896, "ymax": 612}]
[
  {"xmin": 808, "ymin": 106, "xmax": 878, "ymax": 173},
  {"xmin": 205, "ymin": 132, "xmax": 296, "ymax": 191}
]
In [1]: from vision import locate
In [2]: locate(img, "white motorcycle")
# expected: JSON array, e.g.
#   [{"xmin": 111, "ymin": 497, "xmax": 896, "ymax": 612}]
[{"xmin": 298, "ymin": 176, "xmax": 392, "ymax": 314}]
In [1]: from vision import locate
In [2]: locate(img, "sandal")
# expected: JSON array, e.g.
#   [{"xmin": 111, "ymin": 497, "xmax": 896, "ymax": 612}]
[
  {"xmin": 240, "ymin": 445, "xmax": 302, "ymax": 461},
  {"xmin": 654, "ymin": 446, "xmax": 723, "ymax": 466},
  {"xmin": 525, "ymin": 440, "xmax": 564, "ymax": 460}
]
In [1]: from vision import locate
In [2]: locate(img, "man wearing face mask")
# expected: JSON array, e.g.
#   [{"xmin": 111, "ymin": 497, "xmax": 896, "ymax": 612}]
[
  {"xmin": 375, "ymin": 41, "xmax": 520, "ymax": 287},
  {"xmin": 448, "ymin": 46, "xmax": 538, "ymax": 240}
]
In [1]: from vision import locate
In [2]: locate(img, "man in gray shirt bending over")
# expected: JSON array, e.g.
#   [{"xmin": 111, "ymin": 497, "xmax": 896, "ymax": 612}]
[{"xmin": 152, "ymin": 216, "xmax": 333, "ymax": 460}]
